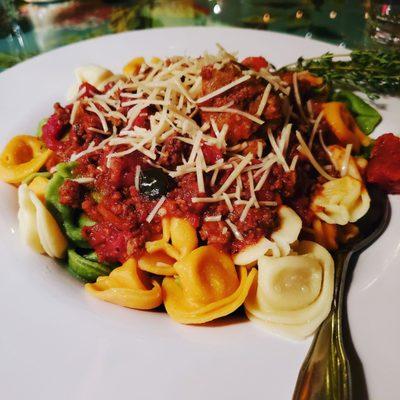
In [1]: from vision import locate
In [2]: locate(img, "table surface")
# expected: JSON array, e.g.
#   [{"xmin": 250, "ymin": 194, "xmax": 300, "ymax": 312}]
[{"xmin": 0, "ymin": 0, "xmax": 384, "ymax": 72}]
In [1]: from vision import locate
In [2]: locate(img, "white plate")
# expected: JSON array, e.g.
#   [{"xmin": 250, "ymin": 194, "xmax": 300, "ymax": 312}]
[{"xmin": 0, "ymin": 27, "xmax": 399, "ymax": 400}]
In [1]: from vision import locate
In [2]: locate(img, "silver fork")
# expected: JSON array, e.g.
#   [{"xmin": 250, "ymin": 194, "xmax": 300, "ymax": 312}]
[{"xmin": 292, "ymin": 185, "xmax": 390, "ymax": 400}]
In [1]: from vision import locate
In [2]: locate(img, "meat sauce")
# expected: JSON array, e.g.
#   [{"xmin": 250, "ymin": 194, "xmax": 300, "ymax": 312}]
[
  {"xmin": 46, "ymin": 60, "xmax": 315, "ymax": 264},
  {"xmin": 200, "ymin": 62, "xmax": 282, "ymax": 143}
]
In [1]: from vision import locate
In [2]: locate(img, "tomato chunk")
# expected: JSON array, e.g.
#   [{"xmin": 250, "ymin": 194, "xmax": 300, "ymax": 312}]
[
  {"xmin": 201, "ymin": 143, "xmax": 223, "ymax": 164},
  {"xmin": 241, "ymin": 56, "xmax": 269, "ymax": 71},
  {"xmin": 366, "ymin": 133, "xmax": 400, "ymax": 194}
]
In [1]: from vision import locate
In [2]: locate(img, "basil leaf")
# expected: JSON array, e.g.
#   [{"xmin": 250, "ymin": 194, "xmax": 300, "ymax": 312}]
[{"xmin": 332, "ymin": 90, "xmax": 382, "ymax": 134}]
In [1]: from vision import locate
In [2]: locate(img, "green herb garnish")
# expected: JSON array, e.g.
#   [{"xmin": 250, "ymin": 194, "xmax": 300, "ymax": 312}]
[
  {"xmin": 280, "ymin": 50, "xmax": 400, "ymax": 99},
  {"xmin": 332, "ymin": 90, "xmax": 382, "ymax": 134}
]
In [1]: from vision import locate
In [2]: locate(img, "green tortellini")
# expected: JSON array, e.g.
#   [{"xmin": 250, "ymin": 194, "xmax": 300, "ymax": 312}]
[
  {"xmin": 67, "ymin": 249, "xmax": 112, "ymax": 283},
  {"xmin": 36, "ymin": 118, "xmax": 48, "ymax": 137},
  {"xmin": 45, "ymin": 162, "xmax": 93, "ymax": 248}
]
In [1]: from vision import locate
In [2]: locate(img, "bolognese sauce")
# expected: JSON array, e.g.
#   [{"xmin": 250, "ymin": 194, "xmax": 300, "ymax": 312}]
[{"xmin": 40, "ymin": 51, "xmax": 368, "ymax": 264}]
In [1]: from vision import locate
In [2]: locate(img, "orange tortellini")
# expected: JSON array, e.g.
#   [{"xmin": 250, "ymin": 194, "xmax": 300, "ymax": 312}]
[
  {"xmin": 85, "ymin": 258, "xmax": 163, "ymax": 310},
  {"xmin": 312, "ymin": 218, "xmax": 338, "ymax": 250},
  {"xmin": 0, "ymin": 135, "xmax": 51, "ymax": 184},
  {"xmin": 322, "ymin": 102, "xmax": 370, "ymax": 152},
  {"xmin": 162, "ymin": 245, "xmax": 256, "ymax": 324},
  {"xmin": 138, "ymin": 217, "xmax": 198, "ymax": 276}
]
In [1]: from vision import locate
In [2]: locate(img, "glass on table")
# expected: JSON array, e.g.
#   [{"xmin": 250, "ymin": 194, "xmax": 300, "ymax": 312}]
[
  {"xmin": 368, "ymin": 0, "xmax": 400, "ymax": 46},
  {"xmin": 0, "ymin": 0, "xmax": 32, "ymax": 67}
]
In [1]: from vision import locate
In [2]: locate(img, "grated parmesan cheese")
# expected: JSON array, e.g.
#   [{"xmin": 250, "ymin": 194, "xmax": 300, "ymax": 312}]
[
  {"xmin": 222, "ymin": 193, "xmax": 234, "ymax": 212},
  {"xmin": 87, "ymin": 101, "xmax": 109, "ymax": 133},
  {"xmin": 204, "ymin": 215, "xmax": 222, "ymax": 222},
  {"xmin": 225, "ymin": 219, "xmax": 244, "ymax": 241},
  {"xmin": 135, "ymin": 165, "xmax": 141, "ymax": 190},
  {"xmin": 296, "ymin": 130, "xmax": 336, "ymax": 181},
  {"xmin": 267, "ymin": 129, "xmax": 290, "ymax": 172},
  {"xmin": 214, "ymin": 153, "xmax": 253, "ymax": 196},
  {"xmin": 197, "ymin": 75, "xmax": 251, "ymax": 104},
  {"xmin": 146, "ymin": 196, "xmax": 166, "ymax": 223},
  {"xmin": 341, "ymin": 144, "xmax": 353, "ymax": 177},
  {"xmin": 69, "ymin": 101, "xmax": 80, "ymax": 125},
  {"xmin": 256, "ymin": 83, "xmax": 272, "ymax": 116}
]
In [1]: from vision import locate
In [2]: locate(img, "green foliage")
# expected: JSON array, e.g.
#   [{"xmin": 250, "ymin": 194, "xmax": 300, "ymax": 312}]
[
  {"xmin": 332, "ymin": 90, "xmax": 382, "ymax": 134},
  {"xmin": 281, "ymin": 50, "xmax": 400, "ymax": 99}
]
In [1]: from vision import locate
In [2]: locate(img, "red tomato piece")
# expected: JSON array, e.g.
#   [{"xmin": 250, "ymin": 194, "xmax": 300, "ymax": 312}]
[
  {"xmin": 42, "ymin": 114, "xmax": 65, "ymax": 151},
  {"xmin": 241, "ymin": 56, "xmax": 269, "ymax": 72},
  {"xmin": 132, "ymin": 107, "xmax": 150, "ymax": 129},
  {"xmin": 201, "ymin": 143, "xmax": 223, "ymax": 164},
  {"xmin": 366, "ymin": 133, "xmax": 400, "ymax": 194},
  {"xmin": 78, "ymin": 82, "xmax": 100, "ymax": 98}
]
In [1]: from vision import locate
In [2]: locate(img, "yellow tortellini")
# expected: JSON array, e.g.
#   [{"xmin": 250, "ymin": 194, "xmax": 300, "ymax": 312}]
[
  {"xmin": 312, "ymin": 175, "xmax": 370, "ymax": 225},
  {"xmin": 28, "ymin": 176, "xmax": 49, "ymax": 203},
  {"xmin": 233, "ymin": 206, "xmax": 302, "ymax": 265},
  {"xmin": 245, "ymin": 241, "xmax": 334, "ymax": 340},
  {"xmin": 18, "ymin": 183, "xmax": 67, "ymax": 258},
  {"xmin": 67, "ymin": 65, "xmax": 122, "ymax": 100},
  {"xmin": 312, "ymin": 145, "xmax": 370, "ymax": 226},
  {"xmin": 123, "ymin": 57, "xmax": 145, "ymax": 76},
  {"xmin": 138, "ymin": 217, "xmax": 198, "ymax": 276},
  {"xmin": 0, "ymin": 135, "xmax": 51, "ymax": 184},
  {"xmin": 329, "ymin": 145, "xmax": 363, "ymax": 180},
  {"xmin": 85, "ymin": 258, "xmax": 163, "ymax": 310},
  {"xmin": 163, "ymin": 245, "xmax": 256, "ymax": 324},
  {"xmin": 123, "ymin": 57, "xmax": 162, "ymax": 76}
]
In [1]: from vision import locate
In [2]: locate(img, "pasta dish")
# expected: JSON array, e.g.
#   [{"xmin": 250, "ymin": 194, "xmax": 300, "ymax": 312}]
[{"xmin": 1, "ymin": 46, "xmax": 399, "ymax": 340}]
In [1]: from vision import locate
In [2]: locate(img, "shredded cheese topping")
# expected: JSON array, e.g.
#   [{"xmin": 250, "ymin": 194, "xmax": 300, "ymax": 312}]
[
  {"xmin": 146, "ymin": 196, "xmax": 166, "ymax": 223},
  {"xmin": 296, "ymin": 131, "xmax": 336, "ymax": 181},
  {"xmin": 225, "ymin": 219, "xmax": 244, "ymax": 241},
  {"xmin": 65, "ymin": 47, "xmax": 340, "ymax": 235}
]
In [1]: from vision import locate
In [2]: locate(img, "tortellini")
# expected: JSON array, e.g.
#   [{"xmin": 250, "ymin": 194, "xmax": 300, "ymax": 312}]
[
  {"xmin": 233, "ymin": 206, "xmax": 302, "ymax": 265},
  {"xmin": 312, "ymin": 175, "xmax": 370, "ymax": 225},
  {"xmin": 138, "ymin": 217, "xmax": 198, "ymax": 276},
  {"xmin": 0, "ymin": 135, "xmax": 51, "ymax": 184},
  {"xmin": 123, "ymin": 57, "xmax": 162, "ymax": 76},
  {"xmin": 312, "ymin": 145, "xmax": 370, "ymax": 225},
  {"xmin": 312, "ymin": 218, "xmax": 338, "ymax": 250},
  {"xmin": 311, "ymin": 217, "xmax": 360, "ymax": 250},
  {"xmin": 329, "ymin": 144, "xmax": 363, "ymax": 180},
  {"xmin": 28, "ymin": 175, "xmax": 49, "ymax": 203},
  {"xmin": 74, "ymin": 65, "xmax": 113, "ymax": 88},
  {"xmin": 123, "ymin": 57, "xmax": 145, "ymax": 76},
  {"xmin": 245, "ymin": 241, "xmax": 334, "ymax": 340},
  {"xmin": 85, "ymin": 258, "xmax": 163, "ymax": 310},
  {"xmin": 322, "ymin": 102, "xmax": 370, "ymax": 151},
  {"xmin": 67, "ymin": 65, "xmax": 122, "ymax": 100},
  {"xmin": 163, "ymin": 245, "xmax": 256, "ymax": 324},
  {"xmin": 18, "ymin": 184, "xmax": 67, "ymax": 258}
]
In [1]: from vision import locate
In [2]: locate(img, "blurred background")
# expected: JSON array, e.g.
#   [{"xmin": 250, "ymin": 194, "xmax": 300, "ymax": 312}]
[{"xmin": 0, "ymin": 0, "xmax": 399, "ymax": 72}]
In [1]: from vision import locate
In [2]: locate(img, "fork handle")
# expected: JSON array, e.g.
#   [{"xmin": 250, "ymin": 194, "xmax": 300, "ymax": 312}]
[{"xmin": 292, "ymin": 251, "xmax": 353, "ymax": 400}]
